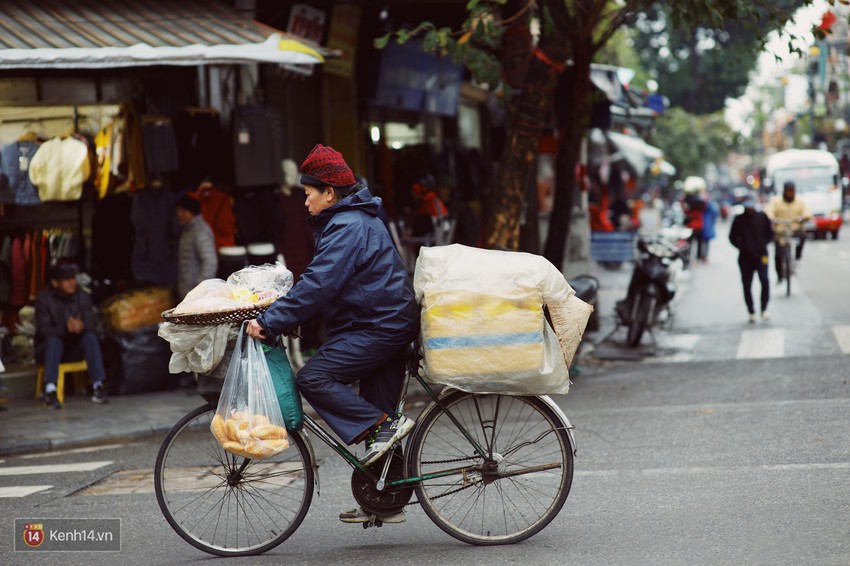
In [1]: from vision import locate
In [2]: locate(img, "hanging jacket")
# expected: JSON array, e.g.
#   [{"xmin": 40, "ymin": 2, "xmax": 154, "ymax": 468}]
[
  {"xmin": 28, "ymin": 137, "xmax": 91, "ymax": 202},
  {"xmin": 0, "ymin": 140, "xmax": 41, "ymax": 205},
  {"xmin": 258, "ymin": 187, "xmax": 419, "ymax": 341},
  {"xmin": 194, "ymin": 184, "xmax": 236, "ymax": 249}
]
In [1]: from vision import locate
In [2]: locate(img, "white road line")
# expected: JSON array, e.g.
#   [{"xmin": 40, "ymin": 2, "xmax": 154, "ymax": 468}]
[
  {"xmin": 651, "ymin": 334, "xmax": 700, "ymax": 363},
  {"xmin": 576, "ymin": 462, "xmax": 850, "ymax": 477},
  {"xmin": 0, "ymin": 485, "xmax": 53, "ymax": 498},
  {"xmin": 831, "ymin": 325, "xmax": 850, "ymax": 354},
  {"xmin": 0, "ymin": 461, "xmax": 113, "ymax": 476},
  {"xmin": 20, "ymin": 443, "xmax": 141, "ymax": 460},
  {"xmin": 736, "ymin": 328, "xmax": 784, "ymax": 359}
]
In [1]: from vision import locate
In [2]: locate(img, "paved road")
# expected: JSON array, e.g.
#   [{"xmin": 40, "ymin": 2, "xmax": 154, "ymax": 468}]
[{"xmin": 2, "ymin": 215, "xmax": 849, "ymax": 565}]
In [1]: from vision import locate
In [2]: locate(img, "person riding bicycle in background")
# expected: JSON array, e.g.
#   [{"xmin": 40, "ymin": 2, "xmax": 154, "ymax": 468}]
[
  {"xmin": 765, "ymin": 181, "xmax": 811, "ymax": 283},
  {"xmin": 246, "ymin": 144, "xmax": 419, "ymax": 522}
]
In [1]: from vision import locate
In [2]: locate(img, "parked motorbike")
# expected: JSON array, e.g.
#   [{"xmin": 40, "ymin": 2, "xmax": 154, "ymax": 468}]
[
  {"xmin": 568, "ymin": 275, "xmax": 600, "ymax": 332},
  {"xmin": 615, "ymin": 234, "xmax": 687, "ymax": 347}
]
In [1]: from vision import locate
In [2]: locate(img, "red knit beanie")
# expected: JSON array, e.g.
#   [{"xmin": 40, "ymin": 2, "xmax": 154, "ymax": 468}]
[{"xmin": 299, "ymin": 144, "xmax": 356, "ymax": 188}]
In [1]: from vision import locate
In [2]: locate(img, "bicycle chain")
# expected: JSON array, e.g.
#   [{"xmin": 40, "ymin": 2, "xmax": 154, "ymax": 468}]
[{"xmin": 405, "ymin": 455, "xmax": 482, "ymax": 507}]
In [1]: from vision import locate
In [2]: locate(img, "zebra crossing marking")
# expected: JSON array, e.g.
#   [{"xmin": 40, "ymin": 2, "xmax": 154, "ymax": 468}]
[
  {"xmin": 830, "ymin": 325, "xmax": 850, "ymax": 354},
  {"xmin": 736, "ymin": 328, "xmax": 784, "ymax": 359},
  {"xmin": 0, "ymin": 460, "xmax": 113, "ymax": 476},
  {"xmin": 0, "ymin": 485, "xmax": 52, "ymax": 498}
]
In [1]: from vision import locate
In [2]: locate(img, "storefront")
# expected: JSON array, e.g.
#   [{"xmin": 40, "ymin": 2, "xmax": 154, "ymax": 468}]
[{"xmin": 0, "ymin": 0, "xmax": 324, "ymax": 397}]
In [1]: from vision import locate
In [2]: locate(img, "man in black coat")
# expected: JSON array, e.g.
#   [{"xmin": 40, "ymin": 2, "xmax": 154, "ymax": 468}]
[
  {"xmin": 729, "ymin": 197, "xmax": 775, "ymax": 323},
  {"xmin": 35, "ymin": 263, "xmax": 109, "ymax": 409}
]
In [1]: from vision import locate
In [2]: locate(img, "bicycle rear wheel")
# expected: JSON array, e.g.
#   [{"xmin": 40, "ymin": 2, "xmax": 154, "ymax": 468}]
[
  {"xmin": 154, "ymin": 405, "xmax": 314, "ymax": 557},
  {"xmin": 407, "ymin": 391, "xmax": 573, "ymax": 545}
]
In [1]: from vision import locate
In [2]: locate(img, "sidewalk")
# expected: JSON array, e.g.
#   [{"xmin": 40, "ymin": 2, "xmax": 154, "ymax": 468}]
[{"xmin": 0, "ymin": 260, "xmax": 633, "ymax": 458}]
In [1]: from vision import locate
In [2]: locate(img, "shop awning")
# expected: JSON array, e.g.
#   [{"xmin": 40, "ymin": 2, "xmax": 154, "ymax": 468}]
[
  {"xmin": 607, "ymin": 131, "xmax": 664, "ymax": 175},
  {"xmin": 0, "ymin": 0, "xmax": 325, "ymax": 69}
]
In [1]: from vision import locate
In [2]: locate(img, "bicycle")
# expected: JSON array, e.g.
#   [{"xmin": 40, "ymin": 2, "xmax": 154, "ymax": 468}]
[
  {"xmin": 153, "ymin": 341, "xmax": 577, "ymax": 557},
  {"xmin": 774, "ymin": 218, "xmax": 803, "ymax": 297}
]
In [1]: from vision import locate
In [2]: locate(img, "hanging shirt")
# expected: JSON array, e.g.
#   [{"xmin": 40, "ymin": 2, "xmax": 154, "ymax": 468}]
[
  {"xmin": 28, "ymin": 137, "xmax": 91, "ymax": 202},
  {"xmin": 0, "ymin": 140, "xmax": 41, "ymax": 205}
]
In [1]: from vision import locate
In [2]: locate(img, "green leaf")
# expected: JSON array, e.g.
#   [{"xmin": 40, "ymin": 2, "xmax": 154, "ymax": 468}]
[
  {"xmin": 466, "ymin": 0, "xmax": 479, "ymax": 9},
  {"xmin": 373, "ymin": 34, "xmax": 390, "ymax": 50}
]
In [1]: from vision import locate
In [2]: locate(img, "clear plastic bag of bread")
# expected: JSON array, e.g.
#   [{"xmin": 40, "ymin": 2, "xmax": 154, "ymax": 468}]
[{"xmin": 210, "ymin": 323, "xmax": 289, "ymax": 459}]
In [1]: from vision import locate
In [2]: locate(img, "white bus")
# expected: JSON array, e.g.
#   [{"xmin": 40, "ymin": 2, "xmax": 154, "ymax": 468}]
[{"xmin": 765, "ymin": 149, "xmax": 842, "ymax": 239}]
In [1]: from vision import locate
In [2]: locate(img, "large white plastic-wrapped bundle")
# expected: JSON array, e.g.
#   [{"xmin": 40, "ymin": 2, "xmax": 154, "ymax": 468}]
[{"xmin": 413, "ymin": 244, "xmax": 576, "ymax": 395}]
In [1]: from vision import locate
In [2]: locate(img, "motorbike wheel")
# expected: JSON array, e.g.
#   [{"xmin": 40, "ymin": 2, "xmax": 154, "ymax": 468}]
[{"xmin": 626, "ymin": 295, "xmax": 654, "ymax": 347}]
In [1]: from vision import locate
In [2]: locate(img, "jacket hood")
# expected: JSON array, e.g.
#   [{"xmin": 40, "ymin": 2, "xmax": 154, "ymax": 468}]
[{"xmin": 310, "ymin": 187, "xmax": 381, "ymax": 226}]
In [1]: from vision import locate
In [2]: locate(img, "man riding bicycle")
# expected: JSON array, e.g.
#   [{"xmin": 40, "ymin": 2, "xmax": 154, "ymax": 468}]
[{"xmin": 765, "ymin": 181, "xmax": 811, "ymax": 282}]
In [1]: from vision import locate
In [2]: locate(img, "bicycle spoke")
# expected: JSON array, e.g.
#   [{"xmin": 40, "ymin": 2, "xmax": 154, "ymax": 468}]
[
  {"xmin": 155, "ymin": 406, "xmax": 314, "ymax": 556},
  {"xmin": 412, "ymin": 393, "xmax": 572, "ymax": 545}
]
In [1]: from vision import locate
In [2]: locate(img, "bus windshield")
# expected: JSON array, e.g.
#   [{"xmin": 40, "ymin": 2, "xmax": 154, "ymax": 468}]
[{"xmin": 773, "ymin": 166, "xmax": 836, "ymax": 193}]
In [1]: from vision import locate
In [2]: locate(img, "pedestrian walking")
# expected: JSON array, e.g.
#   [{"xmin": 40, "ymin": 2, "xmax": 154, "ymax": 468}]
[
  {"xmin": 728, "ymin": 197, "xmax": 774, "ymax": 323},
  {"xmin": 700, "ymin": 197, "xmax": 720, "ymax": 262}
]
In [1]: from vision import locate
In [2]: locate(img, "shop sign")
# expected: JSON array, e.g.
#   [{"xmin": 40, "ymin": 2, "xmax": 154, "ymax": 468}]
[{"xmin": 284, "ymin": 4, "xmax": 326, "ymax": 76}]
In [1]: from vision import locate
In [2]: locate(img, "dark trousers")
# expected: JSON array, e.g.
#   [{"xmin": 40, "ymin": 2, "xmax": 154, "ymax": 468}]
[
  {"xmin": 738, "ymin": 254, "xmax": 770, "ymax": 315},
  {"xmin": 295, "ymin": 332, "xmax": 408, "ymax": 445},
  {"xmin": 42, "ymin": 331, "xmax": 107, "ymax": 388}
]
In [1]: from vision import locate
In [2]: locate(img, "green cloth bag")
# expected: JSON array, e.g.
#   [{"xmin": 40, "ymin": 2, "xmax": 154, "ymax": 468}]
[{"xmin": 263, "ymin": 344, "xmax": 304, "ymax": 431}]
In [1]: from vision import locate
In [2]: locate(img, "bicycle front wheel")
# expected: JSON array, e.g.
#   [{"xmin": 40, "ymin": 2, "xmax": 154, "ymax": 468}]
[
  {"xmin": 784, "ymin": 247, "xmax": 792, "ymax": 296},
  {"xmin": 154, "ymin": 405, "xmax": 314, "ymax": 557},
  {"xmin": 408, "ymin": 391, "xmax": 573, "ymax": 545}
]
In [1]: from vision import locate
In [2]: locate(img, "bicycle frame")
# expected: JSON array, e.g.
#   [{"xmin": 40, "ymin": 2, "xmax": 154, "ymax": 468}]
[
  {"xmin": 297, "ymin": 370, "xmax": 576, "ymax": 492},
  {"xmin": 298, "ymin": 372, "xmax": 493, "ymax": 491}
]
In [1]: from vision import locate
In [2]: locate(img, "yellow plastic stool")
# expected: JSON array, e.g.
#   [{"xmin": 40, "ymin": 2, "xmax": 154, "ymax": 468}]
[{"xmin": 35, "ymin": 360, "xmax": 89, "ymax": 405}]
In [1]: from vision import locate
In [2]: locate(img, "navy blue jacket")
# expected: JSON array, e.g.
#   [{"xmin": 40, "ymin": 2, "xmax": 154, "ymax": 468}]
[{"xmin": 258, "ymin": 188, "xmax": 419, "ymax": 342}]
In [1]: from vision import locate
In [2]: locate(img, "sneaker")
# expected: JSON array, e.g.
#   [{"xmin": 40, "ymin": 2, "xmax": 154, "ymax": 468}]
[
  {"xmin": 761, "ymin": 311, "xmax": 771, "ymax": 321},
  {"xmin": 43, "ymin": 390, "xmax": 61, "ymax": 410},
  {"xmin": 339, "ymin": 507, "xmax": 406, "ymax": 524},
  {"xmin": 92, "ymin": 383, "xmax": 110, "ymax": 404},
  {"xmin": 360, "ymin": 416, "xmax": 415, "ymax": 467},
  {"xmin": 748, "ymin": 314, "xmax": 757, "ymax": 324}
]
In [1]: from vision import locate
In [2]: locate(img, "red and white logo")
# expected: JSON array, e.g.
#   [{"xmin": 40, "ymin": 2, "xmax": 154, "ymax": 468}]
[{"xmin": 23, "ymin": 523, "xmax": 45, "ymax": 547}]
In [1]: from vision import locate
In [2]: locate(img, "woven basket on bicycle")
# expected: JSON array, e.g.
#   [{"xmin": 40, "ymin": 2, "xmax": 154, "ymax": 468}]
[{"xmin": 160, "ymin": 304, "xmax": 270, "ymax": 326}]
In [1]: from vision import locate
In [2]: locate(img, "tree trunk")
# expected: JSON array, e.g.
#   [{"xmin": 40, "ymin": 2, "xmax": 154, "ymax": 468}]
[
  {"xmin": 486, "ymin": 26, "xmax": 570, "ymax": 251},
  {"xmin": 544, "ymin": 52, "xmax": 593, "ymax": 270}
]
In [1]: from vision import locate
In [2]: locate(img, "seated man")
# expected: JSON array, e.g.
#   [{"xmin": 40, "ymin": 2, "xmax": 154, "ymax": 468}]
[{"xmin": 35, "ymin": 263, "xmax": 109, "ymax": 409}]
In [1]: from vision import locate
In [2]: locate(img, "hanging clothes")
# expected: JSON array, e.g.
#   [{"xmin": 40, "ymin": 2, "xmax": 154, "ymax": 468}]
[
  {"xmin": 92, "ymin": 192, "xmax": 134, "ymax": 281},
  {"xmin": 28, "ymin": 136, "xmax": 91, "ymax": 202},
  {"xmin": 141, "ymin": 117, "xmax": 180, "ymax": 174},
  {"xmin": 174, "ymin": 110, "xmax": 230, "ymax": 187},
  {"xmin": 231, "ymin": 106, "xmax": 282, "ymax": 188},
  {"xmin": 0, "ymin": 140, "xmax": 41, "ymax": 205},
  {"xmin": 0, "ymin": 235, "xmax": 11, "ymax": 303},
  {"xmin": 112, "ymin": 104, "xmax": 147, "ymax": 192},
  {"xmin": 131, "ymin": 186, "xmax": 180, "ymax": 285},
  {"xmin": 193, "ymin": 183, "xmax": 236, "ymax": 250},
  {"xmin": 233, "ymin": 185, "xmax": 283, "ymax": 245},
  {"xmin": 94, "ymin": 123, "xmax": 115, "ymax": 198},
  {"xmin": 9, "ymin": 235, "xmax": 26, "ymax": 307}
]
